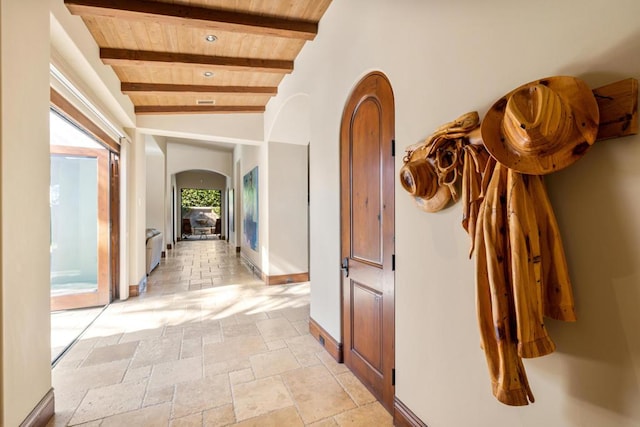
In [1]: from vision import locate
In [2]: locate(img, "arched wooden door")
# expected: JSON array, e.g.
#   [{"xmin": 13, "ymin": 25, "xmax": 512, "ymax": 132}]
[{"xmin": 340, "ymin": 72, "xmax": 395, "ymax": 412}]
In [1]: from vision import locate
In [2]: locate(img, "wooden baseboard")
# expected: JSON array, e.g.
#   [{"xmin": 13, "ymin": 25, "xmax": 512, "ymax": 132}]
[
  {"xmin": 267, "ymin": 272, "xmax": 310, "ymax": 285},
  {"xmin": 129, "ymin": 276, "xmax": 147, "ymax": 298},
  {"xmin": 161, "ymin": 251, "xmax": 166, "ymax": 258},
  {"xmin": 236, "ymin": 246, "xmax": 241, "ymax": 253},
  {"xmin": 20, "ymin": 388, "xmax": 54, "ymax": 427},
  {"xmin": 167, "ymin": 244, "xmax": 172, "ymax": 250},
  {"xmin": 309, "ymin": 317, "xmax": 343, "ymax": 363},
  {"xmin": 394, "ymin": 397, "xmax": 428, "ymax": 427}
]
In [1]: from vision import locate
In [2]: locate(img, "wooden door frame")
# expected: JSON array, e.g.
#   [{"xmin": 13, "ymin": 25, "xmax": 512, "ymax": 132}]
[
  {"xmin": 110, "ymin": 152, "xmax": 120, "ymax": 300},
  {"xmin": 340, "ymin": 71, "xmax": 396, "ymax": 412},
  {"xmin": 50, "ymin": 145, "xmax": 111, "ymax": 311}
]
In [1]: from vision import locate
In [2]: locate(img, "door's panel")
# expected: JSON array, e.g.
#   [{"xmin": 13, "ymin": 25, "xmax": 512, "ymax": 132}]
[
  {"xmin": 351, "ymin": 281, "xmax": 383, "ymax": 373},
  {"xmin": 351, "ymin": 99, "xmax": 382, "ymax": 265}
]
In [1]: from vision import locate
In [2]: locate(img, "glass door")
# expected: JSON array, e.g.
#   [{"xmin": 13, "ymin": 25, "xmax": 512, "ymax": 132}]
[{"xmin": 50, "ymin": 112, "xmax": 110, "ymax": 311}]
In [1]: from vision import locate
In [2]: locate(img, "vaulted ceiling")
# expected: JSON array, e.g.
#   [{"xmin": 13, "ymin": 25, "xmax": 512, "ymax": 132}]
[{"xmin": 64, "ymin": 0, "xmax": 332, "ymax": 115}]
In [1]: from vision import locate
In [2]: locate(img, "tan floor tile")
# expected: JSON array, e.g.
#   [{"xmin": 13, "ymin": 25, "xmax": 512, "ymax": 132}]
[
  {"xmin": 249, "ymin": 348, "xmax": 300, "ymax": 379},
  {"xmin": 203, "ymin": 404, "xmax": 236, "ymax": 427},
  {"xmin": 266, "ymin": 339, "xmax": 287, "ymax": 350},
  {"xmin": 281, "ymin": 306, "xmax": 310, "ymax": 322},
  {"xmin": 93, "ymin": 333, "xmax": 124, "ymax": 347},
  {"xmin": 53, "ymin": 359, "xmax": 129, "ymax": 393},
  {"xmin": 333, "ymin": 402, "xmax": 393, "ymax": 426},
  {"xmin": 285, "ymin": 334, "xmax": 324, "ymax": 357},
  {"xmin": 143, "ymin": 385, "xmax": 175, "ymax": 407},
  {"xmin": 205, "ymin": 358, "xmax": 251, "ymax": 377},
  {"xmin": 149, "ymin": 356, "xmax": 203, "ymax": 389},
  {"xmin": 282, "ymin": 365, "xmax": 356, "ymax": 424},
  {"xmin": 124, "ymin": 365, "xmax": 152, "ymax": 383},
  {"xmin": 181, "ymin": 337, "xmax": 203, "ymax": 359},
  {"xmin": 229, "ymin": 368, "xmax": 254, "ymax": 385},
  {"xmin": 316, "ymin": 350, "xmax": 350, "ymax": 375},
  {"xmin": 232, "ymin": 376, "xmax": 294, "ymax": 421},
  {"xmin": 235, "ymin": 312, "xmax": 269, "ymax": 324},
  {"xmin": 74, "ymin": 421, "xmax": 102, "ymax": 427},
  {"xmin": 170, "ymin": 412, "xmax": 203, "ymax": 427},
  {"xmin": 295, "ymin": 352, "xmax": 322, "ymax": 367},
  {"xmin": 119, "ymin": 327, "xmax": 165, "ymax": 343},
  {"xmin": 81, "ymin": 341, "xmax": 138, "ymax": 367},
  {"xmin": 45, "ymin": 388, "xmax": 87, "ymax": 427},
  {"xmin": 308, "ymin": 418, "xmax": 339, "ymax": 427},
  {"xmin": 100, "ymin": 402, "xmax": 172, "ymax": 426},
  {"xmin": 256, "ymin": 317, "xmax": 300, "ymax": 342},
  {"xmin": 291, "ymin": 320, "xmax": 310, "ymax": 335},
  {"xmin": 69, "ymin": 380, "xmax": 147, "ymax": 425},
  {"xmin": 130, "ymin": 335, "xmax": 182, "ymax": 369},
  {"xmin": 335, "ymin": 371, "xmax": 377, "ymax": 406},
  {"xmin": 204, "ymin": 335, "xmax": 267, "ymax": 363},
  {"xmin": 230, "ymin": 406, "xmax": 303, "ymax": 427},
  {"xmin": 222, "ymin": 322, "xmax": 260, "ymax": 338},
  {"xmin": 172, "ymin": 373, "xmax": 232, "ymax": 419}
]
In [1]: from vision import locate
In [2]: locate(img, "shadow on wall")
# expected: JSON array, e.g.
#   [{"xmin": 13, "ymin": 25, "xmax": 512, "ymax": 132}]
[
  {"xmin": 545, "ymin": 139, "xmax": 640, "ymax": 421},
  {"xmin": 512, "ymin": 29, "xmax": 640, "ymax": 422}
]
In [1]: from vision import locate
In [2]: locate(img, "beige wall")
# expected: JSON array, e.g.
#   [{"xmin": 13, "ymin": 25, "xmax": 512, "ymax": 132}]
[
  {"xmin": 128, "ymin": 130, "xmax": 147, "ymax": 290},
  {"xmin": 1, "ymin": 0, "xmax": 52, "ymax": 424},
  {"xmin": 146, "ymin": 152, "xmax": 165, "ymax": 234},
  {"xmin": 265, "ymin": 0, "xmax": 640, "ymax": 425},
  {"xmin": 268, "ymin": 142, "xmax": 309, "ymax": 276}
]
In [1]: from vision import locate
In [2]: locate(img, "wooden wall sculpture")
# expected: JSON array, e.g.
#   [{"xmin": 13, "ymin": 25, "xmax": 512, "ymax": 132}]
[{"xmin": 400, "ymin": 77, "xmax": 637, "ymax": 406}]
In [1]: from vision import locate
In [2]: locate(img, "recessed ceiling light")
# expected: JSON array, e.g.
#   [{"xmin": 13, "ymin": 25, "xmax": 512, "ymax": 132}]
[
  {"xmin": 203, "ymin": 71, "xmax": 214, "ymax": 77},
  {"xmin": 205, "ymin": 35, "xmax": 218, "ymax": 42}
]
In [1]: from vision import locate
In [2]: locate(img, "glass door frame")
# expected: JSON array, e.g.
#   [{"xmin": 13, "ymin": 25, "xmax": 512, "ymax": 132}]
[{"xmin": 50, "ymin": 144, "xmax": 110, "ymax": 311}]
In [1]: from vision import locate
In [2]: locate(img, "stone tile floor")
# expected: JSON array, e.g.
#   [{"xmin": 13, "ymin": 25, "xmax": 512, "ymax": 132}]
[{"xmin": 48, "ymin": 240, "xmax": 393, "ymax": 426}]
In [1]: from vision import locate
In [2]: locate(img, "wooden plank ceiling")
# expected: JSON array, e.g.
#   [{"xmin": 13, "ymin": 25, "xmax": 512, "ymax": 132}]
[{"xmin": 64, "ymin": 0, "xmax": 332, "ymax": 115}]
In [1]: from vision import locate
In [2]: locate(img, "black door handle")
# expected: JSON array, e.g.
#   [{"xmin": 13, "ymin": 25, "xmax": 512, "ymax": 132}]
[{"xmin": 341, "ymin": 257, "xmax": 349, "ymax": 277}]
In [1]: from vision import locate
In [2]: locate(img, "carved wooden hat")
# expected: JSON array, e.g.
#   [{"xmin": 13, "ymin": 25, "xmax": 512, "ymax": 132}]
[
  {"xmin": 399, "ymin": 156, "xmax": 451, "ymax": 212},
  {"xmin": 481, "ymin": 76, "xmax": 599, "ymax": 175}
]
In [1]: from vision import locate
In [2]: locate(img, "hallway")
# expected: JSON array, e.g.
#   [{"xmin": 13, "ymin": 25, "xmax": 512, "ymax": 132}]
[{"xmin": 48, "ymin": 240, "xmax": 392, "ymax": 426}]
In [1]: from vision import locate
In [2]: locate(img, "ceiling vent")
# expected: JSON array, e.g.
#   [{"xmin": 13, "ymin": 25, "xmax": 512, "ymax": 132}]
[{"xmin": 196, "ymin": 100, "xmax": 216, "ymax": 105}]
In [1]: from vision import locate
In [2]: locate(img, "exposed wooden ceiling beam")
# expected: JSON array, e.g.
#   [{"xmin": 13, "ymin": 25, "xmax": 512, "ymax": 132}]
[
  {"xmin": 101, "ymin": 48, "xmax": 293, "ymax": 74},
  {"xmin": 135, "ymin": 105, "xmax": 266, "ymax": 115},
  {"xmin": 64, "ymin": 0, "xmax": 318, "ymax": 40},
  {"xmin": 121, "ymin": 82, "xmax": 278, "ymax": 96}
]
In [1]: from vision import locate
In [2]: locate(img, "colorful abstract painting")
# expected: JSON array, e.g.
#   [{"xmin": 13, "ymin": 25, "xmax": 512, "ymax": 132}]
[{"xmin": 243, "ymin": 166, "xmax": 259, "ymax": 251}]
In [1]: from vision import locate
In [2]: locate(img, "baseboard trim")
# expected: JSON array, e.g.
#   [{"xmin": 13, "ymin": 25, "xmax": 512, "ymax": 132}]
[
  {"xmin": 309, "ymin": 317, "xmax": 343, "ymax": 363},
  {"xmin": 236, "ymin": 246, "xmax": 241, "ymax": 253},
  {"xmin": 129, "ymin": 276, "xmax": 147, "ymax": 297},
  {"xmin": 161, "ymin": 251, "xmax": 166, "ymax": 258},
  {"xmin": 240, "ymin": 253, "xmax": 265, "ymax": 281},
  {"xmin": 167, "ymin": 243, "xmax": 172, "ymax": 250},
  {"xmin": 394, "ymin": 397, "xmax": 428, "ymax": 427},
  {"xmin": 267, "ymin": 272, "xmax": 310, "ymax": 285},
  {"xmin": 20, "ymin": 388, "xmax": 54, "ymax": 427}
]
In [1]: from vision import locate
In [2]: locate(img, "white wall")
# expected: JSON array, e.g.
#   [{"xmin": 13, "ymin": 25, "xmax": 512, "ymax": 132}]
[
  {"xmin": 268, "ymin": 142, "xmax": 309, "ymax": 276},
  {"xmin": 145, "ymin": 151, "xmax": 165, "ymax": 235},
  {"xmin": 127, "ymin": 129, "xmax": 147, "ymax": 289},
  {"xmin": 138, "ymin": 113, "xmax": 264, "ymax": 145},
  {"xmin": 265, "ymin": 0, "xmax": 640, "ymax": 425},
  {"xmin": 1, "ymin": 0, "xmax": 52, "ymax": 424}
]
